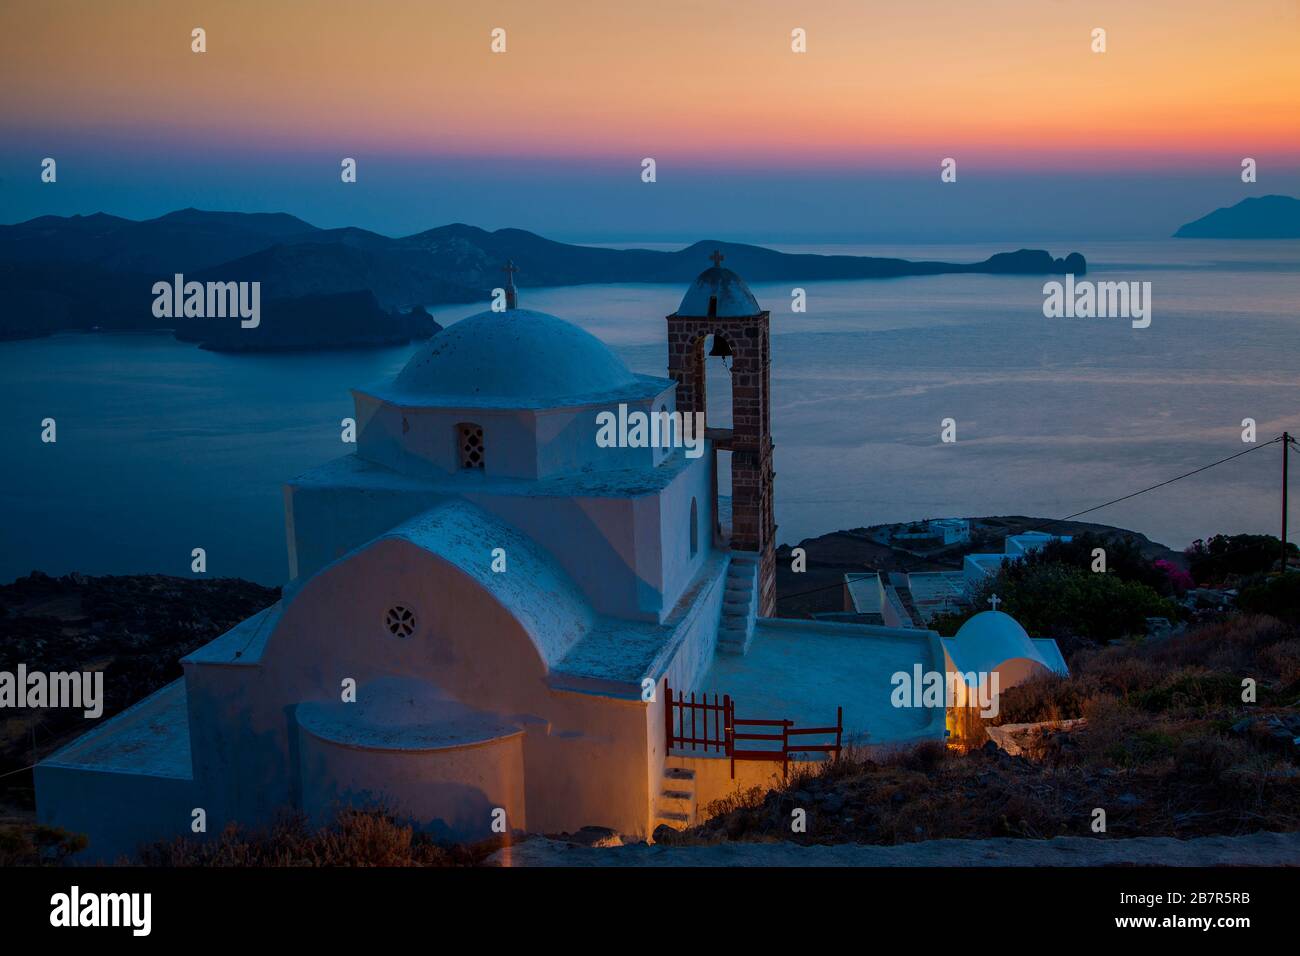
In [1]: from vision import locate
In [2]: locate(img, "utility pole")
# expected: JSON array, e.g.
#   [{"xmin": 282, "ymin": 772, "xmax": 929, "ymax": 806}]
[{"xmin": 1284, "ymin": 432, "xmax": 1291, "ymax": 573}]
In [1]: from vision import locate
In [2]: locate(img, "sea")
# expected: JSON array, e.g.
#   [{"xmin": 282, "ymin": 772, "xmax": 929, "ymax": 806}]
[{"xmin": 2, "ymin": 239, "xmax": 1297, "ymax": 585}]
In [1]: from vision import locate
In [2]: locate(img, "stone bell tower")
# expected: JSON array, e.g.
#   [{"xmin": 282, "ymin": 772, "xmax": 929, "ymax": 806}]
[{"xmin": 666, "ymin": 251, "xmax": 776, "ymax": 616}]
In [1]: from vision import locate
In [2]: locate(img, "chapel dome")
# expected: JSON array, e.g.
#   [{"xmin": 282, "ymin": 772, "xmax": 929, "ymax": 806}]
[
  {"xmin": 392, "ymin": 308, "xmax": 639, "ymax": 405},
  {"xmin": 676, "ymin": 265, "xmax": 762, "ymax": 318},
  {"xmin": 950, "ymin": 610, "xmax": 1046, "ymax": 675}
]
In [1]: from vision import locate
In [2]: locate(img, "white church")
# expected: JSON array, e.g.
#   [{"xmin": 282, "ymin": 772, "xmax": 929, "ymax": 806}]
[{"xmin": 36, "ymin": 259, "xmax": 1066, "ymax": 860}]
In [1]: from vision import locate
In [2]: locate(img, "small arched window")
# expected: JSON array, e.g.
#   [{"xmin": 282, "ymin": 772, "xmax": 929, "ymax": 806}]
[
  {"xmin": 457, "ymin": 423, "xmax": 484, "ymax": 469},
  {"xmin": 689, "ymin": 497, "xmax": 699, "ymax": 557}
]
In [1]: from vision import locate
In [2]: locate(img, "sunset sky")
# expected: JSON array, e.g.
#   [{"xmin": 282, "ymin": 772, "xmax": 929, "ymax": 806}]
[{"xmin": 2, "ymin": 0, "xmax": 1298, "ymax": 240}]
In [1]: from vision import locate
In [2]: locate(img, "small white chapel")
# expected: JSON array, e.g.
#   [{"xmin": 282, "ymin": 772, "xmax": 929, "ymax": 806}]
[{"xmin": 36, "ymin": 259, "xmax": 1065, "ymax": 860}]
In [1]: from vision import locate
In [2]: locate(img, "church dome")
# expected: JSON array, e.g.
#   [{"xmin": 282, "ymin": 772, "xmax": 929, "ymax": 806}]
[
  {"xmin": 676, "ymin": 264, "xmax": 762, "ymax": 317},
  {"xmin": 949, "ymin": 610, "xmax": 1047, "ymax": 676},
  {"xmin": 392, "ymin": 308, "xmax": 640, "ymax": 406}
]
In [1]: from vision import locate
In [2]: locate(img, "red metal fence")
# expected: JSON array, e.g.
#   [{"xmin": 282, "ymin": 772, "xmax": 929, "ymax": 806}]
[
  {"xmin": 663, "ymin": 680, "xmax": 843, "ymax": 778},
  {"xmin": 663, "ymin": 687, "xmax": 730, "ymax": 753}
]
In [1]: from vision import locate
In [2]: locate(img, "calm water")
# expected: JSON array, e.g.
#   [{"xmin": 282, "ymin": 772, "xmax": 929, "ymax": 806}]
[{"xmin": 2, "ymin": 239, "xmax": 1297, "ymax": 585}]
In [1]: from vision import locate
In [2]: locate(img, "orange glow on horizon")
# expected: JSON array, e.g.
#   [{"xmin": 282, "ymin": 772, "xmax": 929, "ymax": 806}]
[{"xmin": 1, "ymin": 0, "xmax": 1297, "ymax": 169}]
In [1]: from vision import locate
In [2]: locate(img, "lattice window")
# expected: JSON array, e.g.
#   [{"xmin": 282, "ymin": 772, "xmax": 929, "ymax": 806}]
[{"xmin": 458, "ymin": 423, "xmax": 484, "ymax": 469}]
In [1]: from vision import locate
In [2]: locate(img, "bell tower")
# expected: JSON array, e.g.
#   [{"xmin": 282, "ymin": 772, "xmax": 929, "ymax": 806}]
[{"xmin": 666, "ymin": 251, "xmax": 776, "ymax": 616}]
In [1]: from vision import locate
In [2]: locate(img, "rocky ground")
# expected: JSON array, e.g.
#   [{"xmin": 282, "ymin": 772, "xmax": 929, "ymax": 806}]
[
  {"xmin": 0, "ymin": 571, "xmax": 279, "ymax": 813},
  {"xmin": 487, "ymin": 830, "xmax": 1300, "ymax": 866}
]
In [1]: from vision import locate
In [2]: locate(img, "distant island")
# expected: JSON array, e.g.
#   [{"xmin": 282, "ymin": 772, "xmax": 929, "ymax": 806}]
[
  {"xmin": 1174, "ymin": 194, "xmax": 1300, "ymax": 239},
  {"xmin": 172, "ymin": 292, "xmax": 441, "ymax": 352},
  {"xmin": 0, "ymin": 208, "xmax": 1087, "ymax": 348}
]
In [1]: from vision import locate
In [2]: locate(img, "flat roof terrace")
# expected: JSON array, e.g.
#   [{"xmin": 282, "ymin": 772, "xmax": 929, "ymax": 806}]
[{"xmin": 699, "ymin": 618, "xmax": 948, "ymax": 748}]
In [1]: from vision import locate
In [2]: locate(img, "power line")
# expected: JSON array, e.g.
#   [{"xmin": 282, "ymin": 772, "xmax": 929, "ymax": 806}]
[
  {"xmin": 780, "ymin": 438, "xmax": 1296, "ymax": 508},
  {"xmin": 776, "ymin": 434, "xmax": 1287, "ymax": 606},
  {"xmin": 1022, "ymin": 437, "xmax": 1282, "ymax": 534}
]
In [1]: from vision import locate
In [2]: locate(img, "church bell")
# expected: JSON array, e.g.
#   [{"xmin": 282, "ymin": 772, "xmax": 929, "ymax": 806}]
[{"xmin": 708, "ymin": 335, "xmax": 732, "ymax": 367}]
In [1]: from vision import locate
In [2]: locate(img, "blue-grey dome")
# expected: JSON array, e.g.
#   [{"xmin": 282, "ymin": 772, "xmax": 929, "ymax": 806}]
[
  {"xmin": 676, "ymin": 266, "xmax": 762, "ymax": 317},
  {"xmin": 392, "ymin": 308, "xmax": 640, "ymax": 406},
  {"xmin": 949, "ymin": 610, "xmax": 1047, "ymax": 676}
]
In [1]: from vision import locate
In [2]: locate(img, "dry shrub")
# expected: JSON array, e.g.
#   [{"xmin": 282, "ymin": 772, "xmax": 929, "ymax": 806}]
[
  {"xmin": 897, "ymin": 739, "xmax": 948, "ymax": 773},
  {"xmin": 992, "ymin": 674, "xmax": 1100, "ymax": 724},
  {"xmin": 1128, "ymin": 667, "xmax": 1245, "ymax": 714},
  {"xmin": 1072, "ymin": 696, "xmax": 1149, "ymax": 767},
  {"xmin": 1174, "ymin": 733, "xmax": 1253, "ymax": 780},
  {"xmin": 700, "ymin": 786, "xmax": 766, "ymax": 820},
  {"xmin": 0, "ymin": 823, "xmax": 87, "ymax": 866},
  {"xmin": 1076, "ymin": 648, "xmax": 1163, "ymax": 697},
  {"xmin": 1146, "ymin": 615, "xmax": 1295, "ymax": 676},
  {"xmin": 1258, "ymin": 639, "xmax": 1300, "ymax": 688},
  {"xmin": 138, "ymin": 808, "xmax": 504, "ymax": 867}
]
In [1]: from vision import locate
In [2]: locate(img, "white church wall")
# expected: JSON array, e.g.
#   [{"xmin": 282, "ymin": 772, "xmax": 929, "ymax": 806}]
[
  {"xmin": 285, "ymin": 480, "xmax": 446, "ymax": 585},
  {"xmin": 467, "ymin": 492, "xmax": 653, "ymax": 620},
  {"xmin": 521, "ymin": 690, "xmax": 654, "ymax": 836},
  {"xmin": 654, "ymin": 453, "xmax": 715, "ymax": 612},
  {"xmin": 355, "ymin": 396, "xmax": 538, "ymax": 480},
  {"xmin": 185, "ymin": 539, "xmax": 657, "ymax": 838},
  {"xmin": 186, "ymin": 543, "xmax": 550, "ymax": 834},
  {"xmin": 34, "ymin": 765, "xmax": 195, "ymax": 864},
  {"xmin": 669, "ymin": 752, "xmax": 793, "ymax": 814},
  {"xmin": 288, "ymin": 479, "xmax": 644, "ymax": 618},
  {"xmin": 643, "ymin": 551, "xmax": 729, "ymax": 823},
  {"xmin": 535, "ymin": 399, "xmax": 664, "ymax": 478},
  {"xmin": 656, "ymin": 553, "xmax": 728, "ymax": 698},
  {"xmin": 296, "ymin": 727, "xmax": 527, "ymax": 842},
  {"xmin": 183, "ymin": 661, "xmax": 285, "ymax": 833},
  {"xmin": 356, "ymin": 391, "xmax": 681, "ymax": 483}
]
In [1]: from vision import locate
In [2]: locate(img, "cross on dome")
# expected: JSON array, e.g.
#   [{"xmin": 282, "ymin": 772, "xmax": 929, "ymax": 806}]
[
  {"xmin": 988, "ymin": 594, "xmax": 1002, "ymax": 611},
  {"xmin": 709, "ymin": 249, "xmax": 725, "ymax": 268},
  {"xmin": 502, "ymin": 259, "xmax": 519, "ymax": 310}
]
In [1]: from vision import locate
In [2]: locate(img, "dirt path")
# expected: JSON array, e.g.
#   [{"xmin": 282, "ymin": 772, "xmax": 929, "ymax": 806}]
[{"xmin": 487, "ymin": 830, "xmax": 1300, "ymax": 867}]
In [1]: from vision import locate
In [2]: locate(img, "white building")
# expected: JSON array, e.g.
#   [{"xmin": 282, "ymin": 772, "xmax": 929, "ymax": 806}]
[
  {"xmin": 964, "ymin": 531, "xmax": 1073, "ymax": 592},
  {"xmin": 893, "ymin": 518, "xmax": 971, "ymax": 547},
  {"xmin": 842, "ymin": 572, "xmax": 885, "ymax": 617},
  {"xmin": 36, "ymin": 261, "xmax": 1065, "ymax": 860},
  {"xmin": 905, "ymin": 571, "xmax": 969, "ymax": 623},
  {"xmin": 1004, "ymin": 531, "xmax": 1070, "ymax": 558},
  {"xmin": 929, "ymin": 519, "xmax": 971, "ymax": 545}
]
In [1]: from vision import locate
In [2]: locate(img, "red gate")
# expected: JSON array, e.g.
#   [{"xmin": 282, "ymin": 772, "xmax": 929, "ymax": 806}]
[{"xmin": 663, "ymin": 680, "xmax": 843, "ymax": 778}]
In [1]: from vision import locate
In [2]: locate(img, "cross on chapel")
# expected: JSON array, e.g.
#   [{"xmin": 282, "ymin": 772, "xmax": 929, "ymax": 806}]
[
  {"xmin": 709, "ymin": 249, "xmax": 725, "ymax": 268},
  {"xmin": 988, "ymin": 594, "xmax": 1002, "ymax": 611}
]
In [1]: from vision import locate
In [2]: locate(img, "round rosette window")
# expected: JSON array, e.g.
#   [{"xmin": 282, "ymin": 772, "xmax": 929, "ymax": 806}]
[{"xmin": 384, "ymin": 605, "xmax": 416, "ymax": 638}]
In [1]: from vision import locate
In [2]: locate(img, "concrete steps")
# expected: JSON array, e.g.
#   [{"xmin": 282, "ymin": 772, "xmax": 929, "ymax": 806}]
[
  {"xmin": 655, "ymin": 766, "xmax": 698, "ymax": 832},
  {"xmin": 717, "ymin": 553, "xmax": 758, "ymax": 656}
]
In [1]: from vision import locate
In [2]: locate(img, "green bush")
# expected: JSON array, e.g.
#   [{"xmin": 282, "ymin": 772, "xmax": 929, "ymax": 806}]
[
  {"xmin": 938, "ymin": 563, "xmax": 1176, "ymax": 641},
  {"xmin": 1186, "ymin": 534, "xmax": 1295, "ymax": 586},
  {"xmin": 1237, "ymin": 573, "xmax": 1300, "ymax": 625},
  {"xmin": 931, "ymin": 534, "xmax": 1179, "ymax": 641}
]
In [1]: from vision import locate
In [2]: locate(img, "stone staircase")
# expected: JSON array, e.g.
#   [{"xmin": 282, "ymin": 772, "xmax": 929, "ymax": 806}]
[
  {"xmin": 654, "ymin": 764, "xmax": 698, "ymax": 832},
  {"xmin": 717, "ymin": 552, "xmax": 758, "ymax": 655}
]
